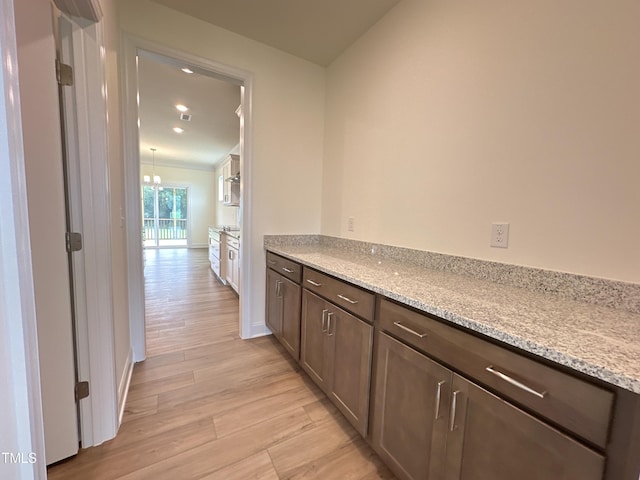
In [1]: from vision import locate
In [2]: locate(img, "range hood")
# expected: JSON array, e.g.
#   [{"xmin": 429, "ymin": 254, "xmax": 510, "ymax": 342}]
[{"xmin": 225, "ymin": 174, "xmax": 240, "ymax": 183}]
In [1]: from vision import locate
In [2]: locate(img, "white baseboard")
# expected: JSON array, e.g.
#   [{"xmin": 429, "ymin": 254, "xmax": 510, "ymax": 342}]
[
  {"xmin": 117, "ymin": 349, "xmax": 134, "ymax": 426},
  {"xmin": 247, "ymin": 323, "xmax": 272, "ymax": 339},
  {"xmin": 190, "ymin": 243, "xmax": 208, "ymax": 249}
]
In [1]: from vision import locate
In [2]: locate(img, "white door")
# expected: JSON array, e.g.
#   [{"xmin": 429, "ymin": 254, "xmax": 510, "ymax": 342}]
[
  {"xmin": 14, "ymin": 0, "xmax": 80, "ymax": 465},
  {"xmin": 55, "ymin": 8, "xmax": 119, "ymax": 452}
]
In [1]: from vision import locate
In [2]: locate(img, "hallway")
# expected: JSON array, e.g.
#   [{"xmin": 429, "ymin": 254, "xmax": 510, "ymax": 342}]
[{"xmin": 48, "ymin": 248, "xmax": 393, "ymax": 479}]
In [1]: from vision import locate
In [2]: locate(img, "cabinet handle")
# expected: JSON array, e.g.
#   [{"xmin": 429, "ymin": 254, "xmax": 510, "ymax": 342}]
[
  {"xmin": 306, "ymin": 279, "xmax": 322, "ymax": 287},
  {"xmin": 268, "ymin": 260, "xmax": 276, "ymax": 265},
  {"xmin": 337, "ymin": 294, "xmax": 358, "ymax": 304},
  {"xmin": 485, "ymin": 366, "xmax": 547, "ymax": 399},
  {"xmin": 275, "ymin": 280, "xmax": 282, "ymax": 297},
  {"xmin": 327, "ymin": 312, "xmax": 335, "ymax": 336},
  {"xmin": 321, "ymin": 309, "xmax": 328, "ymax": 333},
  {"xmin": 282, "ymin": 267, "xmax": 295, "ymax": 273},
  {"xmin": 393, "ymin": 321, "xmax": 428, "ymax": 338},
  {"xmin": 434, "ymin": 380, "xmax": 446, "ymax": 420},
  {"xmin": 449, "ymin": 390, "xmax": 460, "ymax": 432}
]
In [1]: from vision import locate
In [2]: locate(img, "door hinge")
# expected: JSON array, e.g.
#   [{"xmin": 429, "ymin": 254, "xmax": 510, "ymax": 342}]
[
  {"xmin": 56, "ymin": 59, "xmax": 73, "ymax": 86},
  {"xmin": 75, "ymin": 381, "xmax": 89, "ymax": 402},
  {"xmin": 66, "ymin": 232, "xmax": 83, "ymax": 252}
]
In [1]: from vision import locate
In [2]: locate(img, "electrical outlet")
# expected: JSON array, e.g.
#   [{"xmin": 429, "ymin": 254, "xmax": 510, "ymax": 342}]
[
  {"xmin": 347, "ymin": 217, "xmax": 355, "ymax": 232},
  {"xmin": 491, "ymin": 223, "xmax": 509, "ymax": 248}
]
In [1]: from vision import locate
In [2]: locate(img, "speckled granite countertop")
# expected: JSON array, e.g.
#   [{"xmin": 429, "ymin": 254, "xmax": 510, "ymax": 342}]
[{"xmin": 265, "ymin": 237, "xmax": 640, "ymax": 394}]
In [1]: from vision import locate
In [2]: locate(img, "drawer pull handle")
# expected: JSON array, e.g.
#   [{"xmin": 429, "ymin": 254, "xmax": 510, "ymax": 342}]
[
  {"xmin": 434, "ymin": 380, "xmax": 446, "ymax": 420},
  {"xmin": 337, "ymin": 294, "xmax": 358, "ymax": 304},
  {"xmin": 393, "ymin": 322, "xmax": 428, "ymax": 338},
  {"xmin": 450, "ymin": 390, "xmax": 460, "ymax": 432},
  {"xmin": 268, "ymin": 260, "xmax": 277, "ymax": 265},
  {"xmin": 485, "ymin": 366, "xmax": 547, "ymax": 399},
  {"xmin": 321, "ymin": 309, "xmax": 328, "ymax": 332},
  {"xmin": 306, "ymin": 279, "xmax": 322, "ymax": 287},
  {"xmin": 282, "ymin": 267, "xmax": 295, "ymax": 273},
  {"xmin": 327, "ymin": 312, "xmax": 335, "ymax": 336}
]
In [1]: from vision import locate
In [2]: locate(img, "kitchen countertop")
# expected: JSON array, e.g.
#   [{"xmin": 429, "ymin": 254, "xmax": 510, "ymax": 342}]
[{"xmin": 265, "ymin": 239, "xmax": 640, "ymax": 394}]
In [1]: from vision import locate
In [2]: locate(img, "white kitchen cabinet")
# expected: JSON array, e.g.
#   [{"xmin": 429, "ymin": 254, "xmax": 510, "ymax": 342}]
[
  {"xmin": 221, "ymin": 154, "xmax": 240, "ymax": 206},
  {"xmin": 224, "ymin": 233, "xmax": 240, "ymax": 293}
]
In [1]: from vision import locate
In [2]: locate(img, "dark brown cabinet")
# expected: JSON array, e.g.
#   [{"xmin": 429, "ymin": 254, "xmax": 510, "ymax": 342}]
[
  {"xmin": 301, "ymin": 289, "xmax": 373, "ymax": 436},
  {"xmin": 371, "ymin": 330, "xmax": 606, "ymax": 480},
  {"xmin": 265, "ymin": 253, "xmax": 301, "ymax": 360},
  {"xmin": 371, "ymin": 332, "xmax": 450, "ymax": 480},
  {"xmin": 445, "ymin": 373, "xmax": 605, "ymax": 480},
  {"xmin": 264, "ymin": 250, "xmax": 634, "ymax": 480}
]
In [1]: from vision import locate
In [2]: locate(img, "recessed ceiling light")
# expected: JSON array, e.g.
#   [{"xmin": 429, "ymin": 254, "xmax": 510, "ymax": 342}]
[
  {"xmin": 173, "ymin": 127, "xmax": 184, "ymax": 134},
  {"xmin": 175, "ymin": 104, "xmax": 189, "ymax": 112},
  {"xmin": 181, "ymin": 67, "xmax": 194, "ymax": 74}
]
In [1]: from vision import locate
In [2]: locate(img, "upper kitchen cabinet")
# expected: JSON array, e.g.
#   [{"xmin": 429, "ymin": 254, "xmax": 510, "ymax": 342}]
[{"xmin": 221, "ymin": 154, "xmax": 240, "ymax": 206}]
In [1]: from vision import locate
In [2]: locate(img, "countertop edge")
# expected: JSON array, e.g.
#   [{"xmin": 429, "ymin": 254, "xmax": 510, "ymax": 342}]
[{"xmin": 266, "ymin": 245, "xmax": 640, "ymax": 394}]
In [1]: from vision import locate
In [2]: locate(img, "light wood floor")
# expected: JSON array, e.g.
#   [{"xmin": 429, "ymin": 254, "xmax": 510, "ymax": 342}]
[{"xmin": 48, "ymin": 248, "xmax": 394, "ymax": 479}]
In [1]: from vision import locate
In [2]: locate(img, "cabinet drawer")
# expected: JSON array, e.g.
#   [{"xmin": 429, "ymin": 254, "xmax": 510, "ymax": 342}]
[
  {"xmin": 209, "ymin": 241, "xmax": 220, "ymax": 259},
  {"xmin": 303, "ymin": 268, "xmax": 375, "ymax": 322},
  {"xmin": 266, "ymin": 251, "xmax": 301, "ymax": 284},
  {"xmin": 210, "ymin": 257, "xmax": 220, "ymax": 275},
  {"xmin": 225, "ymin": 234, "xmax": 240, "ymax": 250},
  {"xmin": 377, "ymin": 298, "xmax": 614, "ymax": 449}
]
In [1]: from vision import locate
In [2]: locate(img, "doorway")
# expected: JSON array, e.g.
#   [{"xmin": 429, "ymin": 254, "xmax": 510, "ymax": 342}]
[{"xmin": 122, "ymin": 36, "xmax": 255, "ymax": 363}]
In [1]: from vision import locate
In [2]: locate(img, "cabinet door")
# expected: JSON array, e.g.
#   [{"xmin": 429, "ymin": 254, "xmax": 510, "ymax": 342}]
[
  {"xmin": 231, "ymin": 247, "xmax": 239, "ymax": 290},
  {"xmin": 265, "ymin": 268, "xmax": 282, "ymax": 336},
  {"xmin": 300, "ymin": 290, "xmax": 330, "ymax": 390},
  {"xmin": 326, "ymin": 305, "xmax": 373, "ymax": 437},
  {"xmin": 222, "ymin": 161, "xmax": 231, "ymax": 204},
  {"xmin": 445, "ymin": 374, "xmax": 605, "ymax": 480},
  {"xmin": 226, "ymin": 246, "xmax": 239, "ymax": 291},
  {"xmin": 371, "ymin": 332, "xmax": 451, "ymax": 480},
  {"xmin": 280, "ymin": 277, "xmax": 301, "ymax": 360},
  {"xmin": 224, "ymin": 247, "xmax": 233, "ymax": 285}
]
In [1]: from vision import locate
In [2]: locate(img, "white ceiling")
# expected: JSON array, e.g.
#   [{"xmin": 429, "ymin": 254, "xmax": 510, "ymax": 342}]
[
  {"xmin": 149, "ymin": 0, "xmax": 401, "ymax": 66},
  {"xmin": 139, "ymin": 0, "xmax": 401, "ymax": 170},
  {"xmin": 138, "ymin": 52, "xmax": 241, "ymax": 169}
]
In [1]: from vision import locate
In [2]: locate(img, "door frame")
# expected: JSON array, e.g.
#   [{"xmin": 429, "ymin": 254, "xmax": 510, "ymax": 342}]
[
  {"xmin": 56, "ymin": 11, "xmax": 119, "ymax": 447},
  {"xmin": 121, "ymin": 34, "xmax": 255, "ymax": 362},
  {"xmin": 0, "ymin": 0, "xmax": 46, "ymax": 476}
]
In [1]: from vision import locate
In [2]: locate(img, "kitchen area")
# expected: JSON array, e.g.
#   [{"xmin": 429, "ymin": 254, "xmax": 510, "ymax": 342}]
[{"xmin": 209, "ymin": 153, "xmax": 241, "ymax": 294}]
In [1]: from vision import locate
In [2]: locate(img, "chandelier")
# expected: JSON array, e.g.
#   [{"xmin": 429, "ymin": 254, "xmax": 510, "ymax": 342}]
[{"xmin": 143, "ymin": 147, "xmax": 161, "ymax": 186}]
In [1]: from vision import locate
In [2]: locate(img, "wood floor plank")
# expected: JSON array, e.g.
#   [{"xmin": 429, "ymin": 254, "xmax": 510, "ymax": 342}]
[
  {"xmin": 126, "ymin": 371, "xmax": 194, "ymax": 403},
  {"xmin": 268, "ymin": 410, "xmax": 359, "ymax": 478},
  {"xmin": 118, "ymin": 408, "xmax": 314, "ymax": 480},
  {"xmin": 122, "ymin": 395, "xmax": 158, "ymax": 423},
  {"xmin": 198, "ymin": 451, "xmax": 280, "ymax": 480},
  {"xmin": 47, "ymin": 248, "xmax": 395, "ymax": 480},
  {"xmin": 47, "ymin": 417, "xmax": 217, "ymax": 480},
  {"xmin": 213, "ymin": 382, "xmax": 323, "ymax": 438}
]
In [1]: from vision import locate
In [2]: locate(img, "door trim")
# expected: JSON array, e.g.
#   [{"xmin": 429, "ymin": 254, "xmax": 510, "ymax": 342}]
[
  {"xmin": 56, "ymin": 12, "xmax": 119, "ymax": 447},
  {"xmin": 0, "ymin": 0, "xmax": 46, "ymax": 476},
  {"xmin": 121, "ymin": 34, "xmax": 256, "ymax": 363}
]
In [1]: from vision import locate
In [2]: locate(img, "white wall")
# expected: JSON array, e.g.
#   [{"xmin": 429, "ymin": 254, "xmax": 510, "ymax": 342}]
[
  {"xmin": 141, "ymin": 163, "xmax": 216, "ymax": 247},
  {"xmin": 118, "ymin": 0, "xmax": 326, "ymax": 331},
  {"xmin": 322, "ymin": 0, "xmax": 640, "ymax": 283}
]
